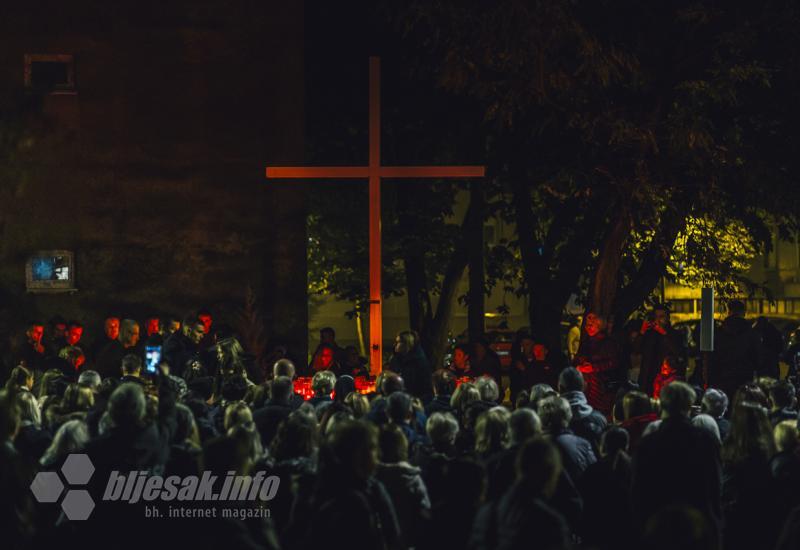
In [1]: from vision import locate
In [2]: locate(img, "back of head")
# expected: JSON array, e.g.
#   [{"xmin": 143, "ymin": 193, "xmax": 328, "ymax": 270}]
[
  {"xmin": 727, "ymin": 299, "xmax": 746, "ymax": 318},
  {"xmin": 601, "ymin": 425, "xmax": 630, "ymax": 456},
  {"xmin": 475, "ymin": 377, "xmax": 500, "ymax": 403},
  {"xmin": 108, "ymin": 382, "xmax": 147, "ymax": 429},
  {"xmin": 474, "ymin": 407, "xmax": 510, "ymax": 456},
  {"xmin": 311, "ymin": 370, "xmax": 336, "ymax": 395},
  {"xmin": 224, "ymin": 401, "xmax": 253, "ymax": 431},
  {"xmin": 558, "ymin": 367, "xmax": 584, "ymax": 393},
  {"xmin": 333, "ymin": 375, "xmax": 355, "ymax": 402},
  {"xmin": 509, "ymin": 408, "xmax": 542, "ymax": 446},
  {"xmin": 387, "ymin": 391, "xmax": 413, "ymax": 424},
  {"xmin": 701, "ymin": 388, "xmax": 729, "ymax": 419},
  {"xmin": 378, "ymin": 423, "xmax": 409, "ymax": 463},
  {"xmin": 723, "ymin": 401, "xmax": 775, "ymax": 464},
  {"xmin": 42, "ymin": 419, "xmax": 90, "ymax": 464},
  {"xmin": 515, "ymin": 437, "xmax": 562, "ymax": 498},
  {"xmin": 273, "ymin": 358, "xmax": 296, "ymax": 380},
  {"xmin": 426, "ymin": 412, "xmax": 459, "ymax": 449},
  {"xmin": 770, "ymin": 380, "xmax": 796, "ymax": 410},
  {"xmin": 432, "ymin": 369, "xmax": 456, "ymax": 396},
  {"xmin": 381, "ymin": 372, "xmax": 405, "ymax": 396},
  {"xmin": 529, "ymin": 383, "xmax": 557, "ymax": 412},
  {"xmin": 659, "ymin": 381, "xmax": 696, "ymax": 419},
  {"xmin": 323, "ymin": 419, "xmax": 378, "ymax": 479},
  {"xmin": 538, "ymin": 395, "xmax": 572, "ymax": 432},
  {"xmin": 623, "ymin": 390, "xmax": 653, "ymax": 420},
  {"xmin": 121, "ymin": 354, "xmax": 142, "ymax": 376},
  {"xmin": 221, "ymin": 374, "xmax": 248, "ymax": 402},
  {"xmin": 78, "ymin": 370, "xmax": 102, "ymax": 390},
  {"xmin": 270, "ymin": 410, "xmax": 320, "ymax": 461},
  {"xmin": 270, "ymin": 376, "xmax": 293, "ymax": 404}
]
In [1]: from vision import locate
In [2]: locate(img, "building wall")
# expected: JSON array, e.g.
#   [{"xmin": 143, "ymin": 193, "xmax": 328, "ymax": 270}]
[{"xmin": 0, "ymin": 2, "xmax": 307, "ymax": 362}]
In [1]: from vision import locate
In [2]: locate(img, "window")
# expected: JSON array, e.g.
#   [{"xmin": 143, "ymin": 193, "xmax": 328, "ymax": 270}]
[{"xmin": 24, "ymin": 54, "xmax": 76, "ymax": 94}]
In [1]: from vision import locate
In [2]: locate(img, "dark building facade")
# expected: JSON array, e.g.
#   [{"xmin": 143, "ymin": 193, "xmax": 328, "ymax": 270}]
[{"xmin": 0, "ymin": 1, "xmax": 307, "ymax": 365}]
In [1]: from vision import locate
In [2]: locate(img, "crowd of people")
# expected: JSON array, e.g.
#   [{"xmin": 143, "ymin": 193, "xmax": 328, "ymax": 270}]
[{"xmin": 2, "ymin": 305, "xmax": 800, "ymax": 550}]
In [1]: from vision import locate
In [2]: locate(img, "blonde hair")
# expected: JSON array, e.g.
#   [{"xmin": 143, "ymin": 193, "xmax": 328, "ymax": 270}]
[
  {"xmin": 224, "ymin": 401, "xmax": 253, "ymax": 431},
  {"xmin": 344, "ymin": 392, "xmax": 370, "ymax": 418},
  {"xmin": 451, "ymin": 382, "xmax": 481, "ymax": 413},
  {"xmin": 775, "ymin": 420, "xmax": 799, "ymax": 453},
  {"xmin": 475, "ymin": 407, "xmax": 511, "ymax": 456}
]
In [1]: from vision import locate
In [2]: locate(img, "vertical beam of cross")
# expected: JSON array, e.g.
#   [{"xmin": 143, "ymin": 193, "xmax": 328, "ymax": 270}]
[{"xmin": 266, "ymin": 57, "xmax": 484, "ymax": 375}]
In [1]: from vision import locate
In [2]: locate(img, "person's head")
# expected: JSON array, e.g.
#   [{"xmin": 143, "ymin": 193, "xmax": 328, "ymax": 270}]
[
  {"xmin": 166, "ymin": 317, "xmax": 181, "ymax": 335},
  {"xmin": 474, "ymin": 407, "xmax": 511, "ymax": 456},
  {"xmin": 182, "ymin": 314, "xmax": 205, "ymax": 344},
  {"xmin": 270, "ymin": 376, "xmax": 293, "ymax": 405},
  {"xmin": 387, "ymin": 391, "xmax": 413, "ymax": 425},
  {"xmin": 378, "ymin": 423, "xmax": 409, "ymax": 463},
  {"xmin": 119, "ymin": 319, "xmax": 140, "ymax": 348},
  {"xmin": 450, "ymin": 382, "xmax": 481, "ymax": 413},
  {"xmin": 601, "ymin": 426, "xmax": 629, "ymax": 457},
  {"xmin": 197, "ymin": 310, "xmax": 213, "ymax": 335},
  {"xmin": 394, "ymin": 331, "xmax": 417, "ymax": 355},
  {"xmin": 121, "ymin": 354, "xmax": 143, "ymax": 377},
  {"xmin": 343, "ymin": 346, "xmax": 361, "ymax": 367},
  {"xmin": 0, "ymin": 390, "xmax": 21, "ymax": 442},
  {"xmin": 59, "ymin": 346, "xmax": 86, "ymax": 371},
  {"xmin": 77, "ymin": 370, "xmax": 101, "ymax": 392},
  {"xmin": 40, "ymin": 419, "xmax": 89, "ymax": 465},
  {"xmin": 727, "ymin": 299, "xmax": 746, "ymax": 318},
  {"xmin": 50, "ymin": 316, "xmax": 67, "ymax": 339},
  {"xmin": 311, "ymin": 370, "xmax": 336, "ymax": 397},
  {"xmin": 432, "ymin": 369, "xmax": 456, "ymax": 397},
  {"xmin": 532, "ymin": 342, "xmax": 548, "ymax": 362},
  {"xmin": 623, "ymin": 390, "xmax": 653, "ymax": 420},
  {"xmin": 660, "ymin": 356, "xmax": 676, "ymax": 377},
  {"xmin": 775, "ymin": 420, "xmax": 799, "ymax": 454},
  {"xmin": 733, "ymin": 382, "xmax": 769, "ymax": 410},
  {"xmin": 220, "ymin": 374, "xmax": 248, "ymax": 402},
  {"xmin": 722, "ymin": 401, "xmax": 775, "ymax": 465},
  {"xmin": 215, "ymin": 337, "xmax": 246, "ymax": 374},
  {"xmin": 652, "ymin": 304, "xmax": 670, "ymax": 328},
  {"xmin": 584, "ymin": 312, "xmax": 606, "ymax": 337},
  {"xmin": 558, "ymin": 367, "xmax": 584, "ymax": 394},
  {"xmin": 380, "ymin": 372, "xmax": 405, "ymax": 396},
  {"xmin": 659, "ymin": 381, "xmax": 696, "ymax": 419},
  {"xmin": 475, "ymin": 377, "xmax": 500, "ymax": 403},
  {"xmin": 273, "ymin": 358, "xmax": 296, "ymax": 380},
  {"xmin": 17, "ymin": 390, "xmax": 41, "ymax": 427},
  {"xmin": 224, "ymin": 401, "xmax": 253, "ymax": 431},
  {"xmin": 66, "ymin": 321, "xmax": 83, "ymax": 346},
  {"xmin": 517, "ymin": 333, "xmax": 534, "ymax": 357},
  {"xmin": 452, "ymin": 344, "xmax": 470, "ymax": 369},
  {"xmin": 6, "ymin": 365, "xmax": 34, "ymax": 391},
  {"xmin": 344, "ymin": 392, "xmax": 370, "ymax": 418},
  {"xmin": 324, "ymin": 419, "xmax": 379, "ymax": 481},
  {"xmin": 509, "ymin": 408, "xmax": 542, "ymax": 446},
  {"xmin": 515, "ymin": 437, "xmax": 562, "ymax": 498},
  {"xmin": 145, "ymin": 317, "xmax": 160, "ymax": 337},
  {"xmin": 770, "ymin": 380, "xmax": 796, "ymax": 411},
  {"xmin": 38, "ymin": 370, "xmax": 64, "ymax": 400},
  {"xmin": 529, "ymin": 383, "xmax": 558, "ymax": 412},
  {"xmin": 108, "ymin": 382, "xmax": 147, "ymax": 428},
  {"xmin": 62, "ymin": 383, "xmax": 94, "ymax": 413},
  {"xmin": 104, "ymin": 317, "xmax": 120, "ymax": 340},
  {"xmin": 538, "ymin": 395, "xmax": 572, "ymax": 432},
  {"xmin": 319, "ymin": 327, "xmax": 336, "ymax": 344},
  {"xmin": 270, "ymin": 410, "xmax": 320, "ymax": 461},
  {"xmin": 692, "ymin": 414, "xmax": 721, "ymax": 444},
  {"xmin": 426, "ymin": 412, "xmax": 459, "ymax": 451},
  {"xmin": 26, "ymin": 322, "xmax": 44, "ymax": 344},
  {"xmin": 313, "ymin": 344, "xmax": 336, "ymax": 370},
  {"xmin": 471, "ymin": 338, "xmax": 489, "ymax": 361},
  {"xmin": 702, "ymin": 388, "xmax": 729, "ymax": 419}
]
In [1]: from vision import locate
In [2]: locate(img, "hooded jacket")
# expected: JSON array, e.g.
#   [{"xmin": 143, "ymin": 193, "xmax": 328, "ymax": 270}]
[{"xmin": 562, "ymin": 390, "xmax": 607, "ymax": 450}]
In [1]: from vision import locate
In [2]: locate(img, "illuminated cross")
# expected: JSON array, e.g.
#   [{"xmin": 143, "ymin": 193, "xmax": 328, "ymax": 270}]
[{"xmin": 266, "ymin": 57, "xmax": 485, "ymax": 374}]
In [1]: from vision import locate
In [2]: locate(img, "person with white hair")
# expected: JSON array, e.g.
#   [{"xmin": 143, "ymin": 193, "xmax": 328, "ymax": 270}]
[
  {"xmin": 78, "ymin": 370, "xmax": 102, "ymax": 392},
  {"xmin": 702, "ymin": 388, "xmax": 730, "ymax": 441},
  {"xmin": 539, "ymin": 395, "xmax": 597, "ymax": 482},
  {"xmin": 40, "ymin": 419, "xmax": 89, "ymax": 469}
]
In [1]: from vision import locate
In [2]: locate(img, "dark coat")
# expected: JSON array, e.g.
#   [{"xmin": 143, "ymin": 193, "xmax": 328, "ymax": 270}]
[
  {"xmin": 631, "ymin": 415, "xmax": 722, "ymax": 535},
  {"xmin": 562, "ymin": 390, "xmax": 607, "ymax": 452},
  {"xmin": 375, "ymin": 462, "xmax": 431, "ymax": 548},
  {"xmin": 253, "ymin": 401, "xmax": 293, "ymax": 448},
  {"xmin": 578, "ymin": 452, "xmax": 633, "ymax": 550},
  {"xmin": 638, "ymin": 325, "xmax": 686, "ymax": 396},
  {"xmin": 574, "ymin": 333, "xmax": 620, "ymax": 415},
  {"xmin": 710, "ymin": 316, "xmax": 761, "ymax": 398},
  {"xmin": 162, "ymin": 331, "xmax": 198, "ymax": 378},
  {"xmin": 551, "ymin": 428, "xmax": 597, "ymax": 483},
  {"xmin": 425, "ymin": 394, "xmax": 455, "ymax": 417},
  {"xmin": 14, "ymin": 423, "xmax": 52, "ymax": 463},
  {"xmin": 469, "ymin": 482, "xmax": 571, "ymax": 550},
  {"xmin": 388, "ymin": 347, "xmax": 433, "ymax": 400}
]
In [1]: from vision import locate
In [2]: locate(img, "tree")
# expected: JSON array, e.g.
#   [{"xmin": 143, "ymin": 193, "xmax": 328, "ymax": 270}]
[{"xmin": 394, "ymin": 0, "xmax": 800, "ymax": 346}]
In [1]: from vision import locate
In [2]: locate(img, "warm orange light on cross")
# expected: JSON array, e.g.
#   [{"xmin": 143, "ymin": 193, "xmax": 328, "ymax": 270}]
[{"xmin": 266, "ymin": 57, "xmax": 484, "ymax": 375}]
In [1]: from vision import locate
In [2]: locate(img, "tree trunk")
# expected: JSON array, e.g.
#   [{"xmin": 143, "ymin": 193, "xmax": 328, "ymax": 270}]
[{"xmin": 588, "ymin": 207, "xmax": 632, "ymax": 329}]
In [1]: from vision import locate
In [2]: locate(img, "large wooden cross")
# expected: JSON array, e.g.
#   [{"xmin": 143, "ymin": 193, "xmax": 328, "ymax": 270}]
[{"xmin": 266, "ymin": 57, "xmax": 484, "ymax": 374}]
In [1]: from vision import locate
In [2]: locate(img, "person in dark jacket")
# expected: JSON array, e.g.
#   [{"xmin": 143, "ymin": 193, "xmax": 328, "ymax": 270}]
[
  {"xmin": 754, "ymin": 316, "xmax": 783, "ymax": 379},
  {"xmin": 769, "ymin": 380, "xmax": 798, "ymax": 426},
  {"xmin": 95, "ymin": 319, "xmax": 142, "ymax": 379},
  {"xmin": 539, "ymin": 395, "xmax": 597, "ymax": 482},
  {"xmin": 559, "ymin": 367, "xmax": 607, "ymax": 452},
  {"xmin": 469, "ymin": 437, "xmax": 571, "ymax": 550},
  {"xmin": 574, "ymin": 312, "xmax": 620, "ymax": 416},
  {"xmin": 631, "ymin": 382, "xmax": 722, "ymax": 540},
  {"xmin": 638, "ymin": 304, "xmax": 686, "ymax": 396},
  {"xmin": 701, "ymin": 388, "xmax": 731, "ymax": 442},
  {"xmin": 578, "ymin": 426, "xmax": 633, "ymax": 550},
  {"xmin": 709, "ymin": 300, "xmax": 762, "ymax": 399},
  {"xmin": 162, "ymin": 313, "xmax": 205, "ymax": 378},
  {"xmin": 470, "ymin": 338, "xmax": 502, "ymax": 382},
  {"xmin": 388, "ymin": 330, "xmax": 432, "ymax": 400},
  {"xmin": 253, "ymin": 376, "xmax": 294, "ymax": 448}
]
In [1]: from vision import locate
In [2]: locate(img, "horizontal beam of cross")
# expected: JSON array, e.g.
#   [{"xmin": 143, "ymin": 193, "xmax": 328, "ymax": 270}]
[{"xmin": 266, "ymin": 166, "xmax": 486, "ymax": 179}]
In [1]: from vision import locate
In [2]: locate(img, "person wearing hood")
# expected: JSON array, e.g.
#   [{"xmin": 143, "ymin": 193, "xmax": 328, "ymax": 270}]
[
  {"xmin": 709, "ymin": 300, "xmax": 762, "ymax": 399},
  {"xmin": 558, "ymin": 367, "xmax": 607, "ymax": 452},
  {"xmin": 375, "ymin": 423, "xmax": 431, "ymax": 549}
]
